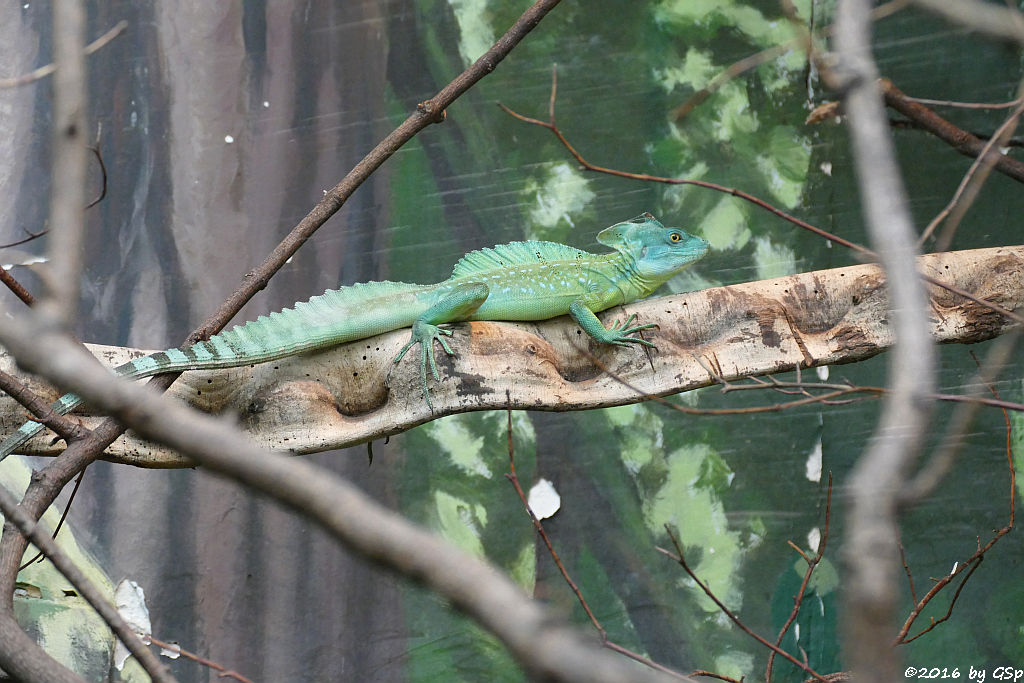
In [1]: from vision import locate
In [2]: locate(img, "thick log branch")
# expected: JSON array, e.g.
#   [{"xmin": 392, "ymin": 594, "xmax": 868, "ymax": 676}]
[{"xmin": 0, "ymin": 246, "xmax": 1020, "ymax": 467}]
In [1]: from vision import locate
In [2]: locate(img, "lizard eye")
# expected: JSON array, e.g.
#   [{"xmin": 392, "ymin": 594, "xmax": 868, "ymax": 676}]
[{"xmin": 669, "ymin": 231, "xmax": 682, "ymax": 242}]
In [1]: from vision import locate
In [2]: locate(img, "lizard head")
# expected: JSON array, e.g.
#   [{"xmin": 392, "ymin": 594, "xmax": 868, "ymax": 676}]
[{"xmin": 597, "ymin": 213, "xmax": 709, "ymax": 281}]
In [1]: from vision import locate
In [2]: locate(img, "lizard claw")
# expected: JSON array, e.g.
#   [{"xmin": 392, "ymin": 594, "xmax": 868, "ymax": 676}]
[
  {"xmin": 393, "ymin": 321, "xmax": 455, "ymax": 409},
  {"xmin": 606, "ymin": 313, "xmax": 658, "ymax": 348}
]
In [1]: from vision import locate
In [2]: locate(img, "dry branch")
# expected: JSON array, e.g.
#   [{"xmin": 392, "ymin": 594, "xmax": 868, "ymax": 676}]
[
  {"xmin": 0, "ymin": 246, "xmax": 1019, "ymax": 467},
  {"xmin": 834, "ymin": 2, "xmax": 936, "ymax": 680},
  {"xmin": 0, "ymin": 306, "xmax": 683, "ymax": 683}
]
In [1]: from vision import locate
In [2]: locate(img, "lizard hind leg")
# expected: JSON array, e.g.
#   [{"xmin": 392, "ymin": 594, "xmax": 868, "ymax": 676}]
[{"xmin": 392, "ymin": 282, "xmax": 489, "ymax": 409}]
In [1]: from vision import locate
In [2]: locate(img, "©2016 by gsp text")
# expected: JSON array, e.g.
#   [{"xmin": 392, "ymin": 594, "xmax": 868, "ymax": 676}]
[{"xmin": 905, "ymin": 667, "xmax": 1023, "ymax": 682}]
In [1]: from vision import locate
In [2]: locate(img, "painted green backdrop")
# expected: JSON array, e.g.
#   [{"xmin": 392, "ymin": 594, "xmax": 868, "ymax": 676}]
[
  {"xmin": 2, "ymin": 1, "xmax": 1022, "ymax": 681},
  {"xmin": 378, "ymin": 1, "xmax": 1024, "ymax": 680}
]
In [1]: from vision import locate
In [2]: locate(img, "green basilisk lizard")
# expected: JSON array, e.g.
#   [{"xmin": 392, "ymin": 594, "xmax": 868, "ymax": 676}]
[{"xmin": 0, "ymin": 213, "xmax": 708, "ymax": 459}]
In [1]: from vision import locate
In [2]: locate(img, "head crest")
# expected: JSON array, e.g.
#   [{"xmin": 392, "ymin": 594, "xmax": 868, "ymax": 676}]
[{"xmin": 596, "ymin": 213, "xmax": 663, "ymax": 250}]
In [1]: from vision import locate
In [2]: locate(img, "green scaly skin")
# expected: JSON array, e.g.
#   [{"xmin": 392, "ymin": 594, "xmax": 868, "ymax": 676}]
[{"xmin": 0, "ymin": 213, "xmax": 708, "ymax": 458}]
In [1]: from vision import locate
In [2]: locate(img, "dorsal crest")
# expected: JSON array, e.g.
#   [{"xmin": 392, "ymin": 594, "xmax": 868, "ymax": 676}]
[{"xmin": 451, "ymin": 240, "xmax": 590, "ymax": 278}]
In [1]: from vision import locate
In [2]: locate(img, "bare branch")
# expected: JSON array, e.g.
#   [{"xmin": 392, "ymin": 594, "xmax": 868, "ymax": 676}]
[
  {"xmin": 0, "ymin": 482, "xmax": 176, "ymax": 682},
  {"xmin": 143, "ymin": 635, "xmax": 251, "ymax": 683},
  {"xmin": 0, "ymin": 20, "xmax": 127, "ymax": 89},
  {"xmin": 910, "ymin": 0, "xmax": 1024, "ymax": 46},
  {"xmin": 0, "ymin": 266, "xmax": 35, "ymax": 306},
  {"xmin": 922, "ymin": 93, "xmax": 1024, "ymax": 249},
  {"xmin": 834, "ymin": 0, "xmax": 937, "ymax": 680},
  {"xmin": 3, "ymin": 246, "xmax": 1018, "ymax": 464},
  {"xmin": 196, "ymin": 0, "xmax": 566, "ymax": 343},
  {"xmin": 767, "ymin": 473, "xmax": 834, "ymax": 681},
  {"xmin": 0, "ymin": 313, "xmax": 681, "ymax": 683},
  {"xmin": 503, "ymin": 410, "xmax": 696, "ymax": 681},
  {"xmin": 901, "ymin": 330, "xmax": 1020, "ymax": 502},
  {"xmin": 0, "ymin": 3, "xmax": 569, "ymax": 678},
  {"xmin": 658, "ymin": 527, "xmax": 829, "ymax": 682},
  {"xmin": 38, "ymin": 0, "xmax": 88, "ymax": 327},
  {"xmin": 880, "ymin": 79, "xmax": 1024, "ymax": 185},
  {"xmin": 498, "ymin": 77, "xmax": 869, "ymax": 255}
]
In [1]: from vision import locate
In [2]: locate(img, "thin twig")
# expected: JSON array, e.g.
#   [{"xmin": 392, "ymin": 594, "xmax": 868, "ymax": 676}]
[
  {"xmin": 0, "ymin": 481, "xmax": 175, "ymax": 682},
  {"xmin": 659, "ymin": 527, "xmax": 829, "ymax": 682},
  {"xmin": 881, "ymin": 79, "xmax": 1024, "ymax": 184},
  {"xmin": 901, "ymin": 330, "xmax": 1020, "ymax": 502},
  {"xmin": 919, "ymin": 93, "xmax": 1024, "ymax": 247},
  {"xmin": 194, "ymin": 0, "xmax": 565, "ymax": 344},
  {"xmin": 920, "ymin": 273, "xmax": 1024, "ymax": 327},
  {"xmin": 895, "ymin": 553, "xmax": 987, "ymax": 644},
  {"xmin": 766, "ymin": 473, "xmax": 833, "ymax": 681},
  {"xmin": 898, "ymin": 543, "xmax": 918, "ymax": 606},
  {"xmin": 19, "ymin": 469, "xmax": 86, "ymax": 570},
  {"xmin": 0, "ymin": 145, "xmax": 110, "ymax": 252},
  {"xmin": 84, "ymin": 145, "xmax": 108, "ymax": 210},
  {"xmin": 0, "ymin": 228, "xmax": 49, "ymax": 250},
  {"xmin": 905, "ymin": 95, "xmax": 1024, "ymax": 110},
  {"xmin": 894, "ymin": 342, "xmax": 1018, "ymax": 645},
  {"xmin": 581, "ymin": 347, "xmax": 1024, "ymax": 431},
  {"xmin": 889, "ymin": 119, "xmax": 1024, "ymax": 148},
  {"xmin": 143, "ymin": 635, "xmax": 253, "ymax": 683},
  {"xmin": 497, "ymin": 83, "xmax": 869, "ymax": 256},
  {"xmin": 502, "ymin": 407, "xmax": 607, "ymax": 638},
  {"xmin": 672, "ymin": 0, "xmax": 911, "ymax": 120},
  {"xmin": 0, "ymin": 20, "xmax": 128, "ymax": 89},
  {"xmin": 0, "ymin": 266, "xmax": 35, "ymax": 306},
  {"xmin": 502, "ymin": 403, "xmax": 695, "ymax": 681},
  {"xmin": 499, "ymin": 71, "xmax": 1024, "ymax": 328},
  {"xmin": 689, "ymin": 670, "xmax": 743, "ymax": 683},
  {"xmin": 600, "ymin": 641, "xmax": 696, "ymax": 682}
]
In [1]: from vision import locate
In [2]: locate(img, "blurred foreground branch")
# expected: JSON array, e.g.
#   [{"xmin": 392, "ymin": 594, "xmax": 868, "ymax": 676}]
[
  {"xmin": 834, "ymin": 1, "xmax": 936, "ymax": 681},
  {"xmin": 0, "ymin": 312, "xmax": 680, "ymax": 683}
]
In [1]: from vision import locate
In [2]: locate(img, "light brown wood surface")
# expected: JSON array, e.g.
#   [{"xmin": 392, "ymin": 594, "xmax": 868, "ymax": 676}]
[{"xmin": 1, "ymin": 246, "xmax": 1020, "ymax": 467}]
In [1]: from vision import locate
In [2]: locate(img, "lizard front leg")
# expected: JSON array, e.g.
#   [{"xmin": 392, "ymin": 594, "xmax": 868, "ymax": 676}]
[
  {"xmin": 569, "ymin": 300, "xmax": 657, "ymax": 348},
  {"xmin": 393, "ymin": 282, "xmax": 489, "ymax": 409}
]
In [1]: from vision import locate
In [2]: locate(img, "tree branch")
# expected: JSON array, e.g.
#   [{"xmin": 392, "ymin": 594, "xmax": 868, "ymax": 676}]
[
  {"xmin": 2, "ymin": 246, "xmax": 1018, "ymax": 466},
  {"xmin": 910, "ymin": 0, "xmax": 1024, "ymax": 46},
  {"xmin": 834, "ymin": 1, "xmax": 937, "ymax": 680},
  {"xmin": 37, "ymin": 0, "xmax": 88, "ymax": 327},
  {"xmin": 880, "ymin": 79, "xmax": 1024, "ymax": 185},
  {"xmin": 0, "ymin": 484, "xmax": 175, "ymax": 682},
  {"xmin": 0, "ymin": 314, "xmax": 682, "ymax": 683},
  {"xmin": 0, "ymin": 2, "xmax": 567, "ymax": 678}
]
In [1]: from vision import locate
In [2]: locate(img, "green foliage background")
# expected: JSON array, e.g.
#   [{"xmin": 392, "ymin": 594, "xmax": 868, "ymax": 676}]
[{"xmin": 380, "ymin": 1, "xmax": 1024, "ymax": 679}]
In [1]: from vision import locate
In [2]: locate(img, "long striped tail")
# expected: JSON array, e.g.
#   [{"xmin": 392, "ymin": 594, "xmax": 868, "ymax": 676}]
[
  {"xmin": 0, "ymin": 279, "xmax": 430, "ymax": 461},
  {"xmin": 0, "ymin": 349, "xmax": 233, "ymax": 462},
  {"xmin": 0, "ymin": 346, "xmax": 243, "ymax": 462},
  {"xmin": 0, "ymin": 340, "xmax": 284, "ymax": 461},
  {"xmin": 0, "ymin": 394, "xmax": 83, "ymax": 463}
]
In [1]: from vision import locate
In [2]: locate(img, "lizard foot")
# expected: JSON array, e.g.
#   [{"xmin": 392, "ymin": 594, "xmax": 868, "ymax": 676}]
[
  {"xmin": 604, "ymin": 313, "xmax": 658, "ymax": 348},
  {"xmin": 393, "ymin": 320, "xmax": 455, "ymax": 410}
]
